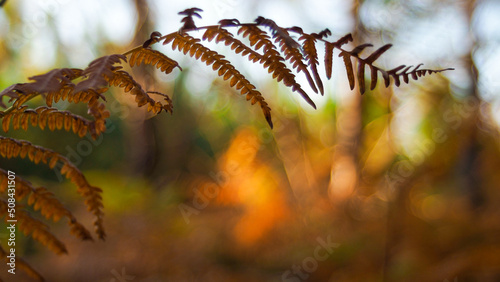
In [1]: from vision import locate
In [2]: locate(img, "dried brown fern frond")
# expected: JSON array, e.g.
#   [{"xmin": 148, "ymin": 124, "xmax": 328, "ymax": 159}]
[
  {"xmin": 44, "ymin": 86, "xmax": 103, "ymax": 108},
  {"xmin": 255, "ymin": 17, "xmax": 319, "ymax": 94},
  {"xmin": 0, "ymin": 68, "xmax": 83, "ymax": 110},
  {"xmin": 106, "ymin": 69, "xmax": 173, "ymax": 114},
  {"xmin": 0, "ymin": 200, "xmax": 67, "ymax": 254},
  {"xmin": 0, "ymin": 137, "xmax": 105, "ymax": 239},
  {"xmin": 0, "ymin": 7, "xmax": 455, "ymax": 281},
  {"xmin": 142, "ymin": 31, "xmax": 163, "ymax": 48},
  {"xmin": 202, "ymin": 26, "xmax": 261, "ymax": 63},
  {"xmin": 74, "ymin": 54, "xmax": 126, "ymax": 93},
  {"xmin": 178, "ymin": 7, "xmax": 203, "ymax": 32},
  {"xmin": 237, "ymin": 24, "xmax": 317, "ymax": 109},
  {"xmin": 323, "ymin": 34, "xmax": 354, "ymax": 82},
  {"xmin": 0, "ymin": 169, "xmax": 93, "ymax": 240},
  {"xmin": 163, "ymin": 32, "xmax": 273, "ymax": 127},
  {"xmin": 1, "ymin": 105, "xmax": 105, "ymax": 138},
  {"xmin": 126, "ymin": 47, "xmax": 182, "ymax": 74},
  {"xmin": 299, "ymin": 32, "xmax": 324, "ymax": 95},
  {"xmin": 336, "ymin": 42, "xmax": 453, "ymax": 94}
]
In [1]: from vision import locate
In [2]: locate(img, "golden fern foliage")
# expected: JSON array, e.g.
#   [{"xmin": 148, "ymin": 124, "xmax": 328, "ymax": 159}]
[{"xmin": 0, "ymin": 7, "xmax": 452, "ymax": 280}]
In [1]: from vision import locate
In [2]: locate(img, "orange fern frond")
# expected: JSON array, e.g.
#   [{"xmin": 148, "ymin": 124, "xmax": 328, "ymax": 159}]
[
  {"xmin": 106, "ymin": 69, "xmax": 173, "ymax": 114},
  {"xmin": 0, "ymin": 200, "xmax": 67, "ymax": 254},
  {"xmin": 0, "ymin": 169, "xmax": 93, "ymax": 240},
  {"xmin": 74, "ymin": 54, "xmax": 126, "ymax": 93},
  {"xmin": 127, "ymin": 47, "xmax": 182, "ymax": 74},
  {"xmin": 1, "ymin": 106, "xmax": 105, "ymax": 138},
  {"xmin": 202, "ymin": 26, "xmax": 262, "ymax": 63},
  {"xmin": 0, "ymin": 137, "xmax": 105, "ymax": 239},
  {"xmin": 44, "ymin": 86, "xmax": 104, "ymax": 108},
  {"xmin": 86, "ymin": 100, "xmax": 110, "ymax": 137},
  {"xmin": 163, "ymin": 32, "xmax": 273, "ymax": 127},
  {"xmin": 238, "ymin": 24, "xmax": 316, "ymax": 109}
]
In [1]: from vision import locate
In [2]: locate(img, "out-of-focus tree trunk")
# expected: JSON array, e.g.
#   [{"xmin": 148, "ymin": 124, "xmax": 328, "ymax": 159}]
[
  {"xmin": 123, "ymin": 0, "xmax": 159, "ymax": 177},
  {"xmin": 459, "ymin": 0, "xmax": 484, "ymax": 209},
  {"xmin": 327, "ymin": 0, "xmax": 364, "ymax": 203}
]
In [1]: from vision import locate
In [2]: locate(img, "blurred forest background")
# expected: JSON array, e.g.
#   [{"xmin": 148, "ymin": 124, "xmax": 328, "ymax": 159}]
[{"xmin": 1, "ymin": 0, "xmax": 500, "ymax": 281}]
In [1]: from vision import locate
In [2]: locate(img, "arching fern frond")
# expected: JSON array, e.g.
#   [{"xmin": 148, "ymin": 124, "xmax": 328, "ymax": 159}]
[
  {"xmin": 299, "ymin": 32, "xmax": 324, "ymax": 95},
  {"xmin": 126, "ymin": 47, "xmax": 182, "ymax": 74},
  {"xmin": 106, "ymin": 69, "xmax": 173, "ymax": 114},
  {"xmin": 238, "ymin": 24, "xmax": 316, "ymax": 109},
  {"xmin": 0, "ymin": 200, "xmax": 68, "ymax": 254},
  {"xmin": 1, "ymin": 105, "xmax": 106, "ymax": 138},
  {"xmin": 74, "ymin": 54, "xmax": 126, "ymax": 93},
  {"xmin": 0, "ymin": 136, "xmax": 105, "ymax": 239},
  {"xmin": 337, "ymin": 43, "xmax": 453, "ymax": 94},
  {"xmin": 163, "ymin": 32, "xmax": 273, "ymax": 127},
  {"xmin": 0, "ymin": 169, "xmax": 93, "ymax": 240},
  {"xmin": 202, "ymin": 26, "xmax": 262, "ymax": 63},
  {"xmin": 0, "ymin": 68, "xmax": 83, "ymax": 109},
  {"xmin": 0, "ymin": 8, "xmax": 455, "ymax": 280},
  {"xmin": 255, "ymin": 17, "xmax": 319, "ymax": 94}
]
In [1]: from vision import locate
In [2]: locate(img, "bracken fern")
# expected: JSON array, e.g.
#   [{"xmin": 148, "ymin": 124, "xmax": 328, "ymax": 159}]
[{"xmin": 0, "ymin": 7, "xmax": 452, "ymax": 280}]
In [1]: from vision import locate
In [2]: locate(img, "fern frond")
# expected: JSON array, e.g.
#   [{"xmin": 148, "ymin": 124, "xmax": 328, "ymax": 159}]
[
  {"xmin": 255, "ymin": 17, "xmax": 301, "ymax": 50},
  {"xmin": 86, "ymin": 100, "xmax": 110, "ymax": 137},
  {"xmin": 60, "ymin": 162, "xmax": 105, "ymax": 239},
  {"xmin": 299, "ymin": 33, "xmax": 324, "ymax": 95},
  {"xmin": 178, "ymin": 7, "xmax": 203, "ymax": 31},
  {"xmin": 44, "ymin": 86, "xmax": 104, "ymax": 108},
  {"xmin": 0, "ymin": 137, "xmax": 105, "ymax": 239},
  {"xmin": 163, "ymin": 32, "xmax": 273, "ymax": 127},
  {"xmin": 26, "ymin": 68, "xmax": 81, "ymax": 93},
  {"xmin": 253, "ymin": 18, "xmax": 319, "ymax": 94},
  {"xmin": 324, "ymin": 34, "xmax": 353, "ymax": 80},
  {"xmin": 202, "ymin": 26, "xmax": 261, "ymax": 63},
  {"xmin": 237, "ymin": 24, "xmax": 316, "ymax": 109},
  {"xmin": 127, "ymin": 47, "xmax": 181, "ymax": 74},
  {"xmin": 0, "ymin": 84, "xmax": 20, "ymax": 108},
  {"xmin": 106, "ymin": 70, "xmax": 173, "ymax": 114},
  {"xmin": 337, "ymin": 42, "xmax": 453, "ymax": 93},
  {"xmin": 142, "ymin": 31, "xmax": 162, "ymax": 48},
  {"xmin": 316, "ymin": 28, "xmax": 332, "ymax": 39},
  {"xmin": 1, "ymin": 106, "xmax": 105, "ymax": 138},
  {"xmin": 74, "ymin": 54, "xmax": 126, "ymax": 93},
  {"xmin": 0, "ymin": 246, "xmax": 44, "ymax": 281},
  {"xmin": 339, "ymin": 51, "xmax": 355, "ymax": 90},
  {"xmin": 0, "ymin": 200, "xmax": 67, "ymax": 254},
  {"xmin": 0, "ymin": 169, "xmax": 93, "ymax": 240},
  {"xmin": 0, "ymin": 68, "xmax": 83, "ymax": 109},
  {"xmin": 277, "ymin": 34, "xmax": 319, "ymax": 94}
]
